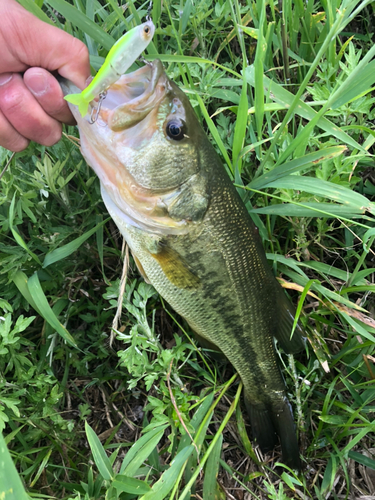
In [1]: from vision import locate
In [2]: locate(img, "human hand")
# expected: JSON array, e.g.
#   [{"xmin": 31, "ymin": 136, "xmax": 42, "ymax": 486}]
[{"xmin": 0, "ymin": 0, "xmax": 90, "ymax": 152}]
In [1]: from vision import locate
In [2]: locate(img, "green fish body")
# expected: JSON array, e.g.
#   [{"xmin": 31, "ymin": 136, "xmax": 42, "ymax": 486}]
[{"xmin": 62, "ymin": 60, "xmax": 305, "ymax": 469}]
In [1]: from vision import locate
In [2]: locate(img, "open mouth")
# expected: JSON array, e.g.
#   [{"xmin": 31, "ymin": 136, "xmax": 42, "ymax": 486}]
[
  {"xmin": 63, "ymin": 59, "xmax": 188, "ymax": 235},
  {"xmin": 101, "ymin": 60, "xmax": 163, "ymax": 109},
  {"xmin": 96, "ymin": 59, "xmax": 167, "ymax": 130}
]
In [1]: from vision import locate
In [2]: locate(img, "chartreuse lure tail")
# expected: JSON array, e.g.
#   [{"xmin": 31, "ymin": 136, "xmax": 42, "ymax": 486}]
[
  {"xmin": 65, "ymin": 20, "xmax": 155, "ymax": 118},
  {"xmin": 64, "ymin": 93, "xmax": 90, "ymax": 118}
]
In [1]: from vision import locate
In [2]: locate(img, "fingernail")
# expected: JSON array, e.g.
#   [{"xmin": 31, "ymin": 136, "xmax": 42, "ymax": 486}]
[
  {"xmin": 0, "ymin": 73, "xmax": 13, "ymax": 86},
  {"xmin": 26, "ymin": 71, "xmax": 49, "ymax": 96}
]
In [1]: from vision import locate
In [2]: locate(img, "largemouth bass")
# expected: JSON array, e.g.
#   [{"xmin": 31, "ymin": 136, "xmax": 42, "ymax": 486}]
[{"xmin": 61, "ymin": 59, "xmax": 305, "ymax": 469}]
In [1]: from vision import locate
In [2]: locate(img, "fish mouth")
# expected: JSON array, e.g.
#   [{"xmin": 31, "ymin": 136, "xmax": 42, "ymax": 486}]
[
  {"xmin": 65, "ymin": 60, "xmax": 190, "ymax": 235},
  {"xmin": 97, "ymin": 59, "xmax": 168, "ymax": 131}
]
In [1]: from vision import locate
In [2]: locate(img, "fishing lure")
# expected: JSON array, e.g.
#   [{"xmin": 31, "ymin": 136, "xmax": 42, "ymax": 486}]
[{"xmin": 64, "ymin": 20, "xmax": 155, "ymax": 118}]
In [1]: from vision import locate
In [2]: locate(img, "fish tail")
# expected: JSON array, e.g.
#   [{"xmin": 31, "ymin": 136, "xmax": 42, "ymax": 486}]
[
  {"xmin": 245, "ymin": 396, "xmax": 301, "ymax": 470},
  {"xmin": 64, "ymin": 93, "xmax": 90, "ymax": 118},
  {"xmin": 247, "ymin": 402, "xmax": 278, "ymax": 452}
]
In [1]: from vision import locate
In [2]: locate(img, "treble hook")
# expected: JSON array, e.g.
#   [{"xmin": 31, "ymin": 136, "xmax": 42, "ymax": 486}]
[
  {"xmin": 146, "ymin": 0, "xmax": 153, "ymax": 21},
  {"xmin": 137, "ymin": 54, "xmax": 152, "ymax": 66},
  {"xmin": 89, "ymin": 90, "xmax": 107, "ymax": 124}
]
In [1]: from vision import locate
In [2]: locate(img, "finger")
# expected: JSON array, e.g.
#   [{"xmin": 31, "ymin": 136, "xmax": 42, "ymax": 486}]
[
  {"xmin": 0, "ymin": 107, "xmax": 29, "ymax": 152},
  {"xmin": 23, "ymin": 67, "xmax": 75, "ymax": 125},
  {"xmin": 0, "ymin": 72, "xmax": 62, "ymax": 147},
  {"xmin": 2, "ymin": 0, "xmax": 91, "ymax": 89},
  {"xmin": 55, "ymin": 40, "xmax": 91, "ymax": 90}
]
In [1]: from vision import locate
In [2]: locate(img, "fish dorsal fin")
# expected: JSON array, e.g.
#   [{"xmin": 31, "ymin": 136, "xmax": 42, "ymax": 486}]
[
  {"xmin": 274, "ymin": 289, "xmax": 306, "ymax": 354},
  {"xmin": 150, "ymin": 245, "xmax": 200, "ymax": 290}
]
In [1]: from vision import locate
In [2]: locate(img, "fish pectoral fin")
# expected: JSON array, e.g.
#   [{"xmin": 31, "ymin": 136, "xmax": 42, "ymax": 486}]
[
  {"xmin": 150, "ymin": 245, "xmax": 200, "ymax": 290},
  {"xmin": 132, "ymin": 253, "xmax": 151, "ymax": 284},
  {"xmin": 274, "ymin": 290, "xmax": 306, "ymax": 354}
]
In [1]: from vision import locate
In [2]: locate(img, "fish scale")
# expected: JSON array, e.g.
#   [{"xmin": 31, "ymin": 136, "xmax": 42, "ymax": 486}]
[
  {"xmin": 119, "ymin": 166, "xmax": 296, "ymax": 458},
  {"xmin": 61, "ymin": 59, "xmax": 305, "ymax": 469}
]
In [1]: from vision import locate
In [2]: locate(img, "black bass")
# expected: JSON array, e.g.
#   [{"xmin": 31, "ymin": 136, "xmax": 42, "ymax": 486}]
[{"xmin": 61, "ymin": 60, "xmax": 305, "ymax": 469}]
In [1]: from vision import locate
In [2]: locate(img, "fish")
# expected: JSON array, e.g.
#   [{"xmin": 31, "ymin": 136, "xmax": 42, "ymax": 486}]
[
  {"xmin": 61, "ymin": 59, "xmax": 306, "ymax": 469},
  {"xmin": 64, "ymin": 20, "xmax": 155, "ymax": 118}
]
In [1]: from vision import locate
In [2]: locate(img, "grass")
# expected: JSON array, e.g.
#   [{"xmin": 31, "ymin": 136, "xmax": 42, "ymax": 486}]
[{"xmin": 1, "ymin": 0, "xmax": 375, "ymax": 498}]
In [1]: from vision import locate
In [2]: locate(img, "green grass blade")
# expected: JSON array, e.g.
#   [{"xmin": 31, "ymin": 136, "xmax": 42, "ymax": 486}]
[
  {"xmin": 8, "ymin": 225, "xmax": 42, "ymax": 266},
  {"xmin": 341, "ymin": 425, "xmax": 375, "ymax": 455},
  {"xmin": 243, "ymin": 184, "xmax": 374, "ymax": 224},
  {"xmin": 139, "ymin": 445, "xmax": 194, "ymax": 500},
  {"xmin": 84, "ymin": 0, "xmax": 98, "ymax": 57},
  {"xmin": 342, "ymin": 314, "xmax": 375, "ymax": 344},
  {"xmin": 152, "ymin": 0, "xmax": 162, "ymax": 25},
  {"xmin": 177, "ymin": 392, "xmax": 215, "ymax": 454},
  {"xmin": 147, "ymin": 54, "xmax": 241, "ymax": 79},
  {"xmin": 246, "ymin": 66, "xmax": 364, "ymax": 152},
  {"xmin": 46, "ymin": 0, "xmax": 115, "ymax": 50},
  {"xmin": 106, "ymin": 0, "xmax": 131, "ymax": 31},
  {"xmin": 348, "ymin": 451, "xmax": 375, "ymax": 470},
  {"xmin": 253, "ymin": 2, "xmax": 265, "ymax": 141},
  {"xmin": 194, "ymin": 373, "xmax": 238, "ymax": 445},
  {"xmin": 179, "ymin": 383, "xmax": 243, "ymax": 500},
  {"xmin": 292, "ymin": 260, "xmax": 368, "ymax": 285},
  {"xmin": 29, "ymin": 448, "xmax": 52, "ymax": 487},
  {"xmin": 275, "ymin": 31, "xmax": 375, "ymax": 165},
  {"xmin": 260, "ymin": 2, "xmax": 370, "ymax": 167},
  {"xmin": 27, "ymin": 273, "xmax": 78, "ymax": 348},
  {"xmin": 8, "ymin": 195, "xmax": 42, "ymax": 266},
  {"xmin": 194, "ymin": 94, "xmax": 233, "ymax": 174},
  {"xmin": 250, "ymin": 202, "xmax": 367, "ymax": 218},
  {"xmin": 263, "ymin": 175, "xmax": 374, "ymax": 212},
  {"xmin": 43, "ymin": 217, "xmax": 110, "ymax": 268},
  {"xmin": 281, "ymin": 268, "xmax": 368, "ymax": 311},
  {"xmin": 17, "ymin": 0, "xmax": 54, "ymax": 24},
  {"xmin": 85, "ymin": 421, "xmax": 113, "ymax": 481},
  {"xmin": 120, "ymin": 426, "xmax": 168, "ymax": 475},
  {"xmin": 113, "ymin": 474, "xmax": 151, "ymax": 495},
  {"xmin": 12, "ymin": 271, "xmax": 41, "ymax": 315},
  {"xmin": 95, "ymin": 214, "xmax": 108, "ymax": 283},
  {"xmin": 203, "ymin": 434, "xmax": 223, "ymax": 500},
  {"xmin": 235, "ymin": 405, "xmax": 259, "ymax": 464},
  {"xmin": 240, "ymin": 24, "xmax": 311, "ymax": 66},
  {"xmin": 329, "ymin": 49, "xmax": 375, "ymax": 109},
  {"xmin": 320, "ymin": 457, "xmax": 336, "ymax": 495},
  {"xmin": 280, "ymin": 471, "xmax": 303, "ymax": 491},
  {"xmin": 232, "ymin": 78, "xmax": 249, "ymax": 173},
  {"xmin": 249, "ymin": 146, "xmax": 346, "ymax": 189},
  {"xmin": 245, "ymin": 66, "xmax": 365, "ymax": 153},
  {"xmin": 181, "ymin": 0, "xmax": 193, "ymax": 34},
  {"xmin": 0, "ymin": 433, "xmax": 30, "ymax": 500}
]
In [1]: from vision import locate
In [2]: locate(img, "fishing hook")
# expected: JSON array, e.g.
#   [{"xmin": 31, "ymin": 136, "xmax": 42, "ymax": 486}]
[
  {"xmin": 89, "ymin": 90, "xmax": 107, "ymax": 124},
  {"xmin": 137, "ymin": 54, "xmax": 152, "ymax": 66}
]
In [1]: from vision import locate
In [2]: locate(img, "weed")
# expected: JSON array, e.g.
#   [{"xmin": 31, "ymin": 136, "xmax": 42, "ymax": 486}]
[{"xmin": 1, "ymin": 0, "xmax": 375, "ymax": 499}]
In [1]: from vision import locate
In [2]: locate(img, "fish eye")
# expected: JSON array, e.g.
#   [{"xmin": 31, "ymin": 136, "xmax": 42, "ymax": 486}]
[
  {"xmin": 144, "ymin": 26, "xmax": 150, "ymax": 34},
  {"xmin": 166, "ymin": 120, "xmax": 186, "ymax": 141}
]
